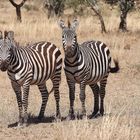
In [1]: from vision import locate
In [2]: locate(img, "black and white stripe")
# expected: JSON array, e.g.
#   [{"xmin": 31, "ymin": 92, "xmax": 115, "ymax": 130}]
[
  {"xmin": 0, "ymin": 31, "xmax": 62, "ymax": 126},
  {"xmin": 59, "ymin": 19, "xmax": 119, "ymax": 119}
]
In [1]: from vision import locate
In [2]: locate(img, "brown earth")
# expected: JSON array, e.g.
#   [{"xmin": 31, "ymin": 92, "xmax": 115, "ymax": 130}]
[{"xmin": 0, "ymin": 1, "xmax": 140, "ymax": 140}]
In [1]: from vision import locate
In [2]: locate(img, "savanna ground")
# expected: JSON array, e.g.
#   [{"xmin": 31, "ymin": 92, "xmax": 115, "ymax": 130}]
[{"xmin": 0, "ymin": 1, "xmax": 140, "ymax": 140}]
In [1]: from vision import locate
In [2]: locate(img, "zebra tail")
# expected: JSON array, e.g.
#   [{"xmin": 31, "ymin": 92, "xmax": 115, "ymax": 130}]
[{"xmin": 109, "ymin": 59, "xmax": 120, "ymax": 73}]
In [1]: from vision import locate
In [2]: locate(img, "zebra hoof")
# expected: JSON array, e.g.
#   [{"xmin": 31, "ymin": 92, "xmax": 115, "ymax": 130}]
[
  {"xmin": 99, "ymin": 112, "xmax": 104, "ymax": 116},
  {"xmin": 38, "ymin": 115, "xmax": 44, "ymax": 121},
  {"xmin": 99, "ymin": 111, "xmax": 104, "ymax": 116},
  {"xmin": 16, "ymin": 123, "xmax": 23, "ymax": 128},
  {"xmin": 67, "ymin": 114, "xmax": 75, "ymax": 120},
  {"xmin": 88, "ymin": 112, "xmax": 99, "ymax": 119},
  {"xmin": 23, "ymin": 122, "xmax": 28, "ymax": 127},
  {"xmin": 81, "ymin": 114, "xmax": 87, "ymax": 120},
  {"xmin": 16, "ymin": 122, "xmax": 27, "ymax": 128}
]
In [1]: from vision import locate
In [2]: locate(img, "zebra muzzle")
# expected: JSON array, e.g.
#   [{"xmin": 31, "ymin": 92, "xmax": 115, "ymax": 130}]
[
  {"xmin": 0, "ymin": 61, "xmax": 9, "ymax": 72},
  {"xmin": 65, "ymin": 46, "xmax": 74, "ymax": 56}
]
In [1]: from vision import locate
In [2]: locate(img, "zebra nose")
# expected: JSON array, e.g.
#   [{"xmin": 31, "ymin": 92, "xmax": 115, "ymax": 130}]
[
  {"xmin": 65, "ymin": 45, "xmax": 71, "ymax": 51},
  {"xmin": 0, "ymin": 60, "xmax": 8, "ymax": 71},
  {"xmin": 1, "ymin": 60, "xmax": 5, "ymax": 65}
]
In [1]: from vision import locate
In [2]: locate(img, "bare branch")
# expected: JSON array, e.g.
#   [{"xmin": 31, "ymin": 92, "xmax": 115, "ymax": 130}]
[
  {"xmin": 86, "ymin": 0, "xmax": 107, "ymax": 33},
  {"xmin": 19, "ymin": 0, "xmax": 27, "ymax": 7},
  {"xmin": 9, "ymin": 0, "xmax": 27, "ymax": 7},
  {"xmin": 9, "ymin": 0, "xmax": 27, "ymax": 22},
  {"xmin": 9, "ymin": 0, "xmax": 17, "ymax": 7}
]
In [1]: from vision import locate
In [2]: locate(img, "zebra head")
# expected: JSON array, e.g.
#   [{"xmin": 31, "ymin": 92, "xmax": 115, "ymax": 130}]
[
  {"xmin": 0, "ymin": 31, "xmax": 15, "ymax": 72},
  {"xmin": 59, "ymin": 19, "xmax": 79, "ymax": 57}
]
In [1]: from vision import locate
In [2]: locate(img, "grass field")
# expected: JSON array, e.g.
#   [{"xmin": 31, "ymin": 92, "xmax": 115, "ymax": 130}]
[{"xmin": 0, "ymin": 1, "xmax": 140, "ymax": 140}]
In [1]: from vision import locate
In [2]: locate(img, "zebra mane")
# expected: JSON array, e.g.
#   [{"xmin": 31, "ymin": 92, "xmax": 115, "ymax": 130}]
[
  {"xmin": 0, "ymin": 31, "xmax": 3, "ymax": 39},
  {"xmin": 4, "ymin": 30, "xmax": 8, "ymax": 39},
  {"xmin": 68, "ymin": 19, "xmax": 71, "ymax": 28}
]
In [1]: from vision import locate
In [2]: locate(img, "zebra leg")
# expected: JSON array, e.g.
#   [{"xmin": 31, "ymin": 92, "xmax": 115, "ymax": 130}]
[
  {"xmin": 38, "ymin": 83, "xmax": 49, "ymax": 120},
  {"xmin": 67, "ymin": 80, "xmax": 75, "ymax": 119},
  {"xmin": 11, "ymin": 81, "xmax": 23, "ymax": 126},
  {"xmin": 80, "ymin": 81, "xmax": 86, "ymax": 117},
  {"xmin": 99, "ymin": 76, "xmax": 108, "ymax": 116},
  {"xmin": 51, "ymin": 75, "xmax": 61, "ymax": 119},
  {"xmin": 89, "ymin": 84, "xmax": 99, "ymax": 118},
  {"xmin": 22, "ymin": 82, "xmax": 30, "ymax": 126}
]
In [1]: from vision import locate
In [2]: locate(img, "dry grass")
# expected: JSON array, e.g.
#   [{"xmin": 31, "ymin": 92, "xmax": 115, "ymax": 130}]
[{"xmin": 0, "ymin": 1, "xmax": 140, "ymax": 140}]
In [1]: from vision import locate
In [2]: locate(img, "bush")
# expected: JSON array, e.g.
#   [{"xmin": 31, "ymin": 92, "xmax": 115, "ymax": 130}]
[{"xmin": 24, "ymin": 4, "xmax": 39, "ymax": 11}]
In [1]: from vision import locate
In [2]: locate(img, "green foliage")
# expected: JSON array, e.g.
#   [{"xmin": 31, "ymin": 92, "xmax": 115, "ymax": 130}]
[
  {"xmin": 65, "ymin": 0, "xmax": 86, "ymax": 13},
  {"xmin": 24, "ymin": 4, "xmax": 39, "ymax": 12},
  {"xmin": 105, "ymin": 0, "xmax": 118, "ymax": 5},
  {"xmin": 119, "ymin": 0, "xmax": 135, "ymax": 12},
  {"xmin": 65, "ymin": 0, "xmax": 85, "ymax": 7}
]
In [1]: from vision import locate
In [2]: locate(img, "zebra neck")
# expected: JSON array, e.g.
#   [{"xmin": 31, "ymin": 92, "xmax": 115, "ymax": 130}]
[{"xmin": 8, "ymin": 47, "xmax": 25, "ymax": 73}]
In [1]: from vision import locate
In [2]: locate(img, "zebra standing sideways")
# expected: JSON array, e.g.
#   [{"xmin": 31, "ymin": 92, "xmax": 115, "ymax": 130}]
[
  {"xmin": 59, "ymin": 19, "xmax": 119, "ymax": 119},
  {"xmin": 0, "ymin": 31, "xmax": 62, "ymax": 127}
]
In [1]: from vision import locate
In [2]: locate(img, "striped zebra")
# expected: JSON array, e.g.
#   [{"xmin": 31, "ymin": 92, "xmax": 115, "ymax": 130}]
[
  {"xmin": 59, "ymin": 19, "xmax": 119, "ymax": 119},
  {"xmin": 0, "ymin": 31, "xmax": 62, "ymax": 126}
]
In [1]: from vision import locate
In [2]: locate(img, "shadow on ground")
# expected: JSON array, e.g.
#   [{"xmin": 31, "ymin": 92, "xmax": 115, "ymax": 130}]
[
  {"xmin": 8, "ymin": 115, "xmax": 62, "ymax": 128},
  {"xmin": 8, "ymin": 112, "xmax": 107, "ymax": 128}
]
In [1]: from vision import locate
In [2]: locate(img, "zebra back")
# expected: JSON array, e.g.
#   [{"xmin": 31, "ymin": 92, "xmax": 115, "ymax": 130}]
[{"xmin": 0, "ymin": 31, "xmax": 62, "ymax": 85}]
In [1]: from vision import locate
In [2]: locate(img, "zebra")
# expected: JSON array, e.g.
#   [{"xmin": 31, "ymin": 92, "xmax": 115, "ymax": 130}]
[
  {"xmin": 58, "ymin": 19, "xmax": 119, "ymax": 119},
  {"xmin": 0, "ymin": 31, "xmax": 62, "ymax": 126}
]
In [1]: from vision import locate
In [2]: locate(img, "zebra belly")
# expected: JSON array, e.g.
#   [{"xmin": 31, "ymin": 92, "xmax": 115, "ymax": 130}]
[
  {"xmin": 30, "ymin": 75, "xmax": 49, "ymax": 85},
  {"xmin": 86, "ymin": 74, "xmax": 108, "ymax": 85},
  {"xmin": 86, "ymin": 69, "xmax": 108, "ymax": 84},
  {"xmin": 9, "ymin": 72, "xmax": 50, "ymax": 86},
  {"xmin": 8, "ymin": 71, "xmax": 33, "ymax": 86},
  {"xmin": 65, "ymin": 69, "xmax": 108, "ymax": 85},
  {"xmin": 30, "ymin": 67, "xmax": 51, "ymax": 85}
]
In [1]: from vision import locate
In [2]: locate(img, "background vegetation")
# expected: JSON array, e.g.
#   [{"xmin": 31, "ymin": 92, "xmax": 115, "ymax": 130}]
[{"xmin": 0, "ymin": 0, "xmax": 140, "ymax": 140}]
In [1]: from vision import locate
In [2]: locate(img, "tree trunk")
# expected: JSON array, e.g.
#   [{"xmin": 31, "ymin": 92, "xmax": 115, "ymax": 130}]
[
  {"xmin": 119, "ymin": 9, "xmax": 128, "ymax": 31},
  {"xmin": 86, "ymin": 0, "xmax": 107, "ymax": 33},
  {"xmin": 43, "ymin": 0, "xmax": 64, "ymax": 19},
  {"xmin": 105, "ymin": 0, "xmax": 118, "ymax": 5},
  {"xmin": 16, "ymin": 6, "xmax": 22, "ymax": 22},
  {"xmin": 9, "ymin": 0, "xmax": 27, "ymax": 22},
  {"xmin": 119, "ymin": 0, "xmax": 134, "ymax": 32}
]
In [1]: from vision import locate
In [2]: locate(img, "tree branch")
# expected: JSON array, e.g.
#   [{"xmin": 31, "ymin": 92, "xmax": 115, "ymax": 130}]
[
  {"xmin": 9, "ymin": 0, "xmax": 27, "ymax": 7},
  {"xmin": 9, "ymin": 0, "xmax": 17, "ymax": 7},
  {"xmin": 9, "ymin": 0, "xmax": 27, "ymax": 22},
  {"xmin": 86, "ymin": 0, "xmax": 101, "ymax": 17},
  {"xmin": 86, "ymin": 0, "xmax": 107, "ymax": 33},
  {"xmin": 19, "ymin": 0, "xmax": 27, "ymax": 7}
]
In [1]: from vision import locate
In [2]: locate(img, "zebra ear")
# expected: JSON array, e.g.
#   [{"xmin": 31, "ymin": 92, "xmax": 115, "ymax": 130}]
[
  {"xmin": 4, "ymin": 30, "xmax": 8, "ymax": 39},
  {"xmin": 71, "ymin": 19, "xmax": 79, "ymax": 31},
  {"xmin": 0, "ymin": 31, "xmax": 3, "ymax": 39},
  {"xmin": 7, "ymin": 31, "xmax": 14, "ymax": 41},
  {"xmin": 58, "ymin": 19, "xmax": 65, "ymax": 29}
]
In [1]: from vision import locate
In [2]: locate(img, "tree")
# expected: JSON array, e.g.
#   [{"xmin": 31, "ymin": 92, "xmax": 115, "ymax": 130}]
[
  {"xmin": 86, "ymin": 0, "xmax": 107, "ymax": 33},
  {"xmin": 119, "ymin": 0, "xmax": 134, "ymax": 31},
  {"xmin": 43, "ymin": 0, "xmax": 64, "ymax": 19},
  {"xmin": 105, "ymin": 0, "xmax": 118, "ymax": 5},
  {"xmin": 9, "ymin": 0, "xmax": 27, "ymax": 22}
]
